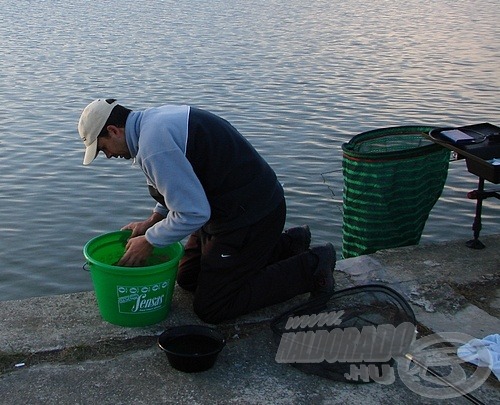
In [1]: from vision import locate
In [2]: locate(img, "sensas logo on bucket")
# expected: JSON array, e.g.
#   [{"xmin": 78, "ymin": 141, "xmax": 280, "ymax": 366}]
[{"xmin": 117, "ymin": 282, "xmax": 169, "ymax": 314}]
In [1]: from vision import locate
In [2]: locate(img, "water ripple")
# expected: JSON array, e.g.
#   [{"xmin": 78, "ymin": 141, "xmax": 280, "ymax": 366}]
[{"xmin": 0, "ymin": 0, "xmax": 498, "ymax": 300}]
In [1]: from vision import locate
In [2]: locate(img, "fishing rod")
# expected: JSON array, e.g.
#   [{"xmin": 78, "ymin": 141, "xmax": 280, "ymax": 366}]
[{"xmin": 404, "ymin": 353, "xmax": 485, "ymax": 405}]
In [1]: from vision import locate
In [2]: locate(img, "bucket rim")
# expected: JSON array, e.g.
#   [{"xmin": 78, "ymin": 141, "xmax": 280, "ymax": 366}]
[
  {"xmin": 83, "ymin": 230, "xmax": 184, "ymax": 274},
  {"xmin": 157, "ymin": 325, "xmax": 226, "ymax": 358}
]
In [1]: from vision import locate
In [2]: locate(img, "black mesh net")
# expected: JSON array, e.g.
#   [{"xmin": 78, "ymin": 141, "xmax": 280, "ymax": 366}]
[{"xmin": 271, "ymin": 285, "xmax": 416, "ymax": 383}]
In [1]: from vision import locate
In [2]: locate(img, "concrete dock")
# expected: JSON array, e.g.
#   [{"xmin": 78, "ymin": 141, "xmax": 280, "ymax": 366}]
[{"xmin": 0, "ymin": 234, "xmax": 499, "ymax": 404}]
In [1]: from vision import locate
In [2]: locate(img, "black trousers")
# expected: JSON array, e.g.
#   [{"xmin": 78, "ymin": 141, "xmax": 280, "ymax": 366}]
[{"xmin": 177, "ymin": 200, "xmax": 315, "ymax": 323}]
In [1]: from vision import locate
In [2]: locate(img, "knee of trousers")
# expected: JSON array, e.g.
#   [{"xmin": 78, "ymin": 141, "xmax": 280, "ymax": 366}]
[
  {"xmin": 192, "ymin": 294, "xmax": 227, "ymax": 324},
  {"xmin": 176, "ymin": 272, "xmax": 197, "ymax": 292}
]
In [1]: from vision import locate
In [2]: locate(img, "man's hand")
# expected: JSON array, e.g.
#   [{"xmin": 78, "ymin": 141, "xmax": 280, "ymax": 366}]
[
  {"xmin": 121, "ymin": 212, "xmax": 165, "ymax": 237},
  {"xmin": 118, "ymin": 236, "xmax": 154, "ymax": 267},
  {"xmin": 121, "ymin": 220, "xmax": 151, "ymax": 238}
]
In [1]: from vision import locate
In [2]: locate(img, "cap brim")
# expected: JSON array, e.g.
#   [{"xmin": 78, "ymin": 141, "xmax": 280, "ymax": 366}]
[{"xmin": 83, "ymin": 140, "xmax": 98, "ymax": 165}]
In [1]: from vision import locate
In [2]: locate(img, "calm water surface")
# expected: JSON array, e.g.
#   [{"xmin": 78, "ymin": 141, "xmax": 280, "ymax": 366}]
[{"xmin": 1, "ymin": 0, "xmax": 498, "ymax": 301}]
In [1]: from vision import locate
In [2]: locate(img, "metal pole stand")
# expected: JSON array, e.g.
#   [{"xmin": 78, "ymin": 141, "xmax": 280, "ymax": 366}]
[{"xmin": 466, "ymin": 177, "xmax": 500, "ymax": 249}]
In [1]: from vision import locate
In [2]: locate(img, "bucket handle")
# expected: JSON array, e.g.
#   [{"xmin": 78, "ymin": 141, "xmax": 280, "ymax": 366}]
[{"xmin": 82, "ymin": 263, "xmax": 90, "ymax": 272}]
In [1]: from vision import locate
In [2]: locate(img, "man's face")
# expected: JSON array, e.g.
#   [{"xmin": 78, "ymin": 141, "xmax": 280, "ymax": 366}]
[{"xmin": 97, "ymin": 126, "xmax": 132, "ymax": 160}]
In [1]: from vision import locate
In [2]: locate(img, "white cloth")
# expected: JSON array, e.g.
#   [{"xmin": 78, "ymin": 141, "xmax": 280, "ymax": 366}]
[{"xmin": 457, "ymin": 334, "xmax": 500, "ymax": 380}]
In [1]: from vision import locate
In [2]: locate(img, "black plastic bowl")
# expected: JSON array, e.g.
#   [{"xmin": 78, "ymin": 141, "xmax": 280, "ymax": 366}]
[{"xmin": 158, "ymin": 325, "xmax": 226, "ymax": 373}]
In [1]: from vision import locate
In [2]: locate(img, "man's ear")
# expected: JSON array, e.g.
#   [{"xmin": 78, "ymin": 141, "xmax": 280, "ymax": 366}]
[{"xmin": 106, "ymin": 125, "xmax": 121, "ymax": 137}]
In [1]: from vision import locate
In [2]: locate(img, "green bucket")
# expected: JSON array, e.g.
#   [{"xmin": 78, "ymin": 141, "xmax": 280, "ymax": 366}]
[{"xmin": 83, "ymin": 230, "xmax": 184, "ymax": 327}]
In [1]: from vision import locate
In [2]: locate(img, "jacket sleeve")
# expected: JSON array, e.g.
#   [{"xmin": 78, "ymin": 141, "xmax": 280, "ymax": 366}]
[{"xmin": 142, "ymin": 147, "xmax": 211, "ymax": 247}]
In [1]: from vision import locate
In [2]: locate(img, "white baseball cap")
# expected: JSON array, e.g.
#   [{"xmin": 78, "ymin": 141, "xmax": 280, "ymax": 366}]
[{"xmin": 78, "ymin": 98, "xmax": 118, "ymax": 165}]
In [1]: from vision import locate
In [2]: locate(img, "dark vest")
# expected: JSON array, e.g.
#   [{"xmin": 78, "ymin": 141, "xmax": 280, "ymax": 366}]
[{"xmin": 149, "ymin": 108, "xmax": 284, "ymax": 234}]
